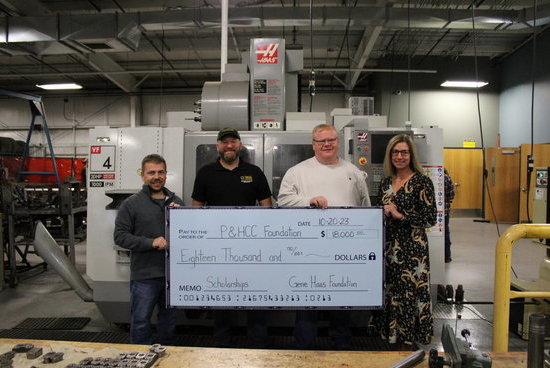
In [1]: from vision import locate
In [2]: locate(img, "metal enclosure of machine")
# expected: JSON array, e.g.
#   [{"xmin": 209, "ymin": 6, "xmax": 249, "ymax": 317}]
[
  {"xmin": 343, "ymin": 127, "xmax": 445, "ymax": 286},
  {"xmin": 200, "ymin": 78, "xmax": 249, "ymax": 131},
  {"xmin": 183, "ymin": 131, "xmax": 263, "ymax": 204},
  {"xmin": 86, "ymin": 127, "xmax": 184, "ymax": 322},
  {"xmin": 88, "ymin": 128, "xmax": 316, "ymax": 322},
  {"xmin": 183, "ymin": 131, "xmax": 315, "ymax": 205},
  {"xmin": 199, "ymin": 38, "xmax": 302, "ymax": 132},
  {"xmin": 343, "ymin": 128, "xmax": 412, "ymax": 197},
  {"xmin": 86, "ymin": 126, "xmax": 445, "ymax": 322}
]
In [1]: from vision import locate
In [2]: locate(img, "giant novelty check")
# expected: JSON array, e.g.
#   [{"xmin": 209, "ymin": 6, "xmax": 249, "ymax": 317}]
[{"xmin": 167, "ymin": 207, "xmax": 384, "ymax": 309}]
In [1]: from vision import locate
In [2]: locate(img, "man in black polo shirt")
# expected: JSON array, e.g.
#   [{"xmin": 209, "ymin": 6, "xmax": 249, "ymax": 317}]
[{"xmin": 191, "ymin": 127, "xmax": 272, "ymax": 348}]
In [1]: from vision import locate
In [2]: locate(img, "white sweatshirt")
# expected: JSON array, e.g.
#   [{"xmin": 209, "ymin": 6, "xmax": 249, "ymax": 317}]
[{"xmin": 277, "ymin": 157, "xmax": 371, "ymax": 207}]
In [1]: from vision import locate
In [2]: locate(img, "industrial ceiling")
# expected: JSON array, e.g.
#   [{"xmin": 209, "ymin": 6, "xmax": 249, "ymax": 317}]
[{"xmin": 0, "ymin": 0, "xmax": 548, "ymax": 95}]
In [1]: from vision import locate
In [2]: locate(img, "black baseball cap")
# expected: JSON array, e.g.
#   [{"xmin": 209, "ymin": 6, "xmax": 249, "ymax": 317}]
[{"xmin": 217, "ymin": 127, "xmax": 241, "ymax": 141}]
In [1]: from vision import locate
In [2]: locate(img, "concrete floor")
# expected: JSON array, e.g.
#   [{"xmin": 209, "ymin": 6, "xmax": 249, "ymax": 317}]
[{"xmin": 1, "ymin": 216, "xmax": 547, "ymax": 353}]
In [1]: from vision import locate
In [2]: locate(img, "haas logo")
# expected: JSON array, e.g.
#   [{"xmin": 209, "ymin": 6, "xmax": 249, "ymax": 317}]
[
  {"xmin": 256, "ymin": 43, "xmax": 279, "ymax": 64},
  {"xmin": 357, "ymin": 132, "xmax": 368, "ymax": 142}
]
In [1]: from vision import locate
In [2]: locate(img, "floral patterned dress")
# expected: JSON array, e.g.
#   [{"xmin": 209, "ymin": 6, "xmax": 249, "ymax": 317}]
[{"xmin": 376, "ymin": 172, "xmax": 437, "ymax": 345}]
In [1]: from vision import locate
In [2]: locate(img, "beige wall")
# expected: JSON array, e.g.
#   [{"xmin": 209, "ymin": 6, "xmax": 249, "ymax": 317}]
[{"xmin": 379, "ymin": 89, "xmax": 500, "ymax": 148}]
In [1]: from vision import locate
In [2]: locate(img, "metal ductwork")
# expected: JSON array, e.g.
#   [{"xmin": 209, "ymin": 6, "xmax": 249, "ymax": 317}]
[
  {"xmin": 0, "ymin": 6, "xmax": 547, "ymax": 59},
  {"xmin": 33, "ymin": 220, "xmax": 93, "ymax": 302},
  {"xmin": 0, "ymin": 5, "xmax": 548, "ymax": 55},
  {"xmin": 0, "ymin": 13, "xmax": 141, "ymax": 55}
]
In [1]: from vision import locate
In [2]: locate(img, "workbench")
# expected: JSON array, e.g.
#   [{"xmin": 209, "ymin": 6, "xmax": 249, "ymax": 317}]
[{"xmin": 0, "ymin": 338, "xmax": 527, "ymax": 368}]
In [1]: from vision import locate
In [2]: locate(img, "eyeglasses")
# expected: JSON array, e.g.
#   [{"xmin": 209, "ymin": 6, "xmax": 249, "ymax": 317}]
[
  {"xmin": 391, "ymin": 149, "xmax": 410, "ymax": 156},
  {"xmin": 313, "ymin": 138, "xmax": 338, "ymax": 145}
]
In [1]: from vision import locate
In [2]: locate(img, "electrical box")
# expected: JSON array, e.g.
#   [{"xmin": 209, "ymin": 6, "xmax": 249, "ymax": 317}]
[
  {"xmin": 250, "ymin": 38, "xmax": 286, "ymax": 131},
  {"xmin": 348, "ymin": 96, "xmax": 374, "ymax": 115}
]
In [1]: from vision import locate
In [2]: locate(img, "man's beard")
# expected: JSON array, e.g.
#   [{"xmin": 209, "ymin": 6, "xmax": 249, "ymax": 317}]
[{"xmin": 220, "ymin": 150, "xmax": 238, "ymax": 164}]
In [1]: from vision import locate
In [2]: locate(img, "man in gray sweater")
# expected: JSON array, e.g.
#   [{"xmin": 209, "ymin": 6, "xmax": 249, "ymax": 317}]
[{"xmin": 114, "ymin": 154, "xmax": 184, "ymax": 345}]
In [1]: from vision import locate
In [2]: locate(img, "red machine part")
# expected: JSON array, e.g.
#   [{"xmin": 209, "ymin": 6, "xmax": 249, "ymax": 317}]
[{"xmin": 1, "ymin": 156, "xmax": 86, "ymax": 184}]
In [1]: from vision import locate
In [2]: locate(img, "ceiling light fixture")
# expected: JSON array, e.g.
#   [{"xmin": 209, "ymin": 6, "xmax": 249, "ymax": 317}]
[
  {"xmin": 36, "ymin": 83, "xmax": 83, "ymax": 90},
  {"xmin": 441, "ymin": 81, "xmax": 488, "ymax": 88}
]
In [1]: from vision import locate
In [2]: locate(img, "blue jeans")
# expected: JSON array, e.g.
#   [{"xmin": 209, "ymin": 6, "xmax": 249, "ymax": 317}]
[
  {"xmin": 130, "ymin": 278, "xmax": 176, "ymax": 345},
  {"xmin": 294, "ymin": 310, "xmax": 351, "ymax": 349}
]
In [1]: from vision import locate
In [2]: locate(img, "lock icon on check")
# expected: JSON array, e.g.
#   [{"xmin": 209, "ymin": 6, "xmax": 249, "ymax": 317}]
[{"xmin": 368, "ymin": 252, "xmax": 376, "ymax": 260}]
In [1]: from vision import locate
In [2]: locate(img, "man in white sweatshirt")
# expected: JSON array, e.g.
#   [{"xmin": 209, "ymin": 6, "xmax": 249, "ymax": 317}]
[{"xmin": 278, "ymin": 124, "xmax": 371, "ymax": 350}]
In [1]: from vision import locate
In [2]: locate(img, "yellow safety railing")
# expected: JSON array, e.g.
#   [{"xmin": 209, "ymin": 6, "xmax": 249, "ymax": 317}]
[{"xmin": 493, "ymin": 224, "xmax": 550, "ymax": 352}]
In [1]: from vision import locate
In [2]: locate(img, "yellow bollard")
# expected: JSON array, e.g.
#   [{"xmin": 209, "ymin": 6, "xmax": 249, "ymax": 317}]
[{"xmin": 492, "ymin": 224, "xmax": 550, "ymax": 352}]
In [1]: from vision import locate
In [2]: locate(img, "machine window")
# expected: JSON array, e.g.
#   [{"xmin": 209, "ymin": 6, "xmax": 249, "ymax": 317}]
[{"xmin": 272, "ymin": 144, "xmax": 314, "ymax": 200}]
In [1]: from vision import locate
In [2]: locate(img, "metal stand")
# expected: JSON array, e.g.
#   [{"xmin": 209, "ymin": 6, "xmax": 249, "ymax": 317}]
[
  {"xmin": 2, "ymin": 182, "xmax": 86, "ymax": 287},
  {"xmin": 17, "ymin": 101, "xmax": 61, "ymax": 185},
  {"xmin": 0, "ymin": 89, "xmax": 85, "ymax": 287}
]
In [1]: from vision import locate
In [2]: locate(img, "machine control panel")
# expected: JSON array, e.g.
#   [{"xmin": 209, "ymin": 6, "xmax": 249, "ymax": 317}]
[
  {"xmin": 536, "ymin": 168, "xmax": 548, "ymax": 188},
  {"xmin": 533, "ymin": 167, "xmax": 548, "ymax": 230},
  {"xmin": 349, "ymin": 129, "xmax": 412, "ymax": 197}
]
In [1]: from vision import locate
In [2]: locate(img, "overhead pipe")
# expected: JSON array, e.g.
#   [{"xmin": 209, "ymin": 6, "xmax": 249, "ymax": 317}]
[
  {"xmin": 221, "ymin": 0, "xmax": 228, "ymax": 75},
  {"xmin": 33, "ymin": 221, "xmax": 93, "ymax": 302},
  {"xmin": 0, "ymin": 68, "xmax": 438, "ymax": 79}
]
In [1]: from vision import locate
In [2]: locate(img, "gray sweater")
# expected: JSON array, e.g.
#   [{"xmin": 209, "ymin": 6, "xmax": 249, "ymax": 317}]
[{"xmin": 114, "ymin": 184, "xmax": 184, "ymax": 280}]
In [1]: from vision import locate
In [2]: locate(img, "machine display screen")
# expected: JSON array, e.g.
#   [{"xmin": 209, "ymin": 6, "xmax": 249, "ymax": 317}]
[{"xmin": 370, "ymin": 133, "xmax": 398, "ymax": 164}]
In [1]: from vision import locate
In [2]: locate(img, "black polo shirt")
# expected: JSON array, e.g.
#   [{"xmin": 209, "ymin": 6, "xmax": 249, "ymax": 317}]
[{"xmin": 192, "ymin": 159, "xmax": 272, "ymax": 206}]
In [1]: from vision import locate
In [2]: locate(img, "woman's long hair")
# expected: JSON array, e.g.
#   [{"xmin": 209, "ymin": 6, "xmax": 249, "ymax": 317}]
[{"xmin": 383, "ymin": 134, "xmax": 423, "ymax": 177}]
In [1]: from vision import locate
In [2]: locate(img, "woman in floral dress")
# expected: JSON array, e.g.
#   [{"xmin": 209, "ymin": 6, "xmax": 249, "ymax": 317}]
[{"xmin": 376, "ymin": 134, "xmax": 437, "ymax": 348}]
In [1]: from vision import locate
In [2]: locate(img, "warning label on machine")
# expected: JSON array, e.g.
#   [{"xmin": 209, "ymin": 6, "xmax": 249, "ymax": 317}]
[
  {"xmin": 89, "ymin": 173, "xmax": 115, "ymax": 180},
  {"xmin": 254, "ymin": 79, "xmax": 267, "ymax": 93},
  {"xmin": 89, "ymin": 181, "xmax": 114, "ymax": 188}
]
